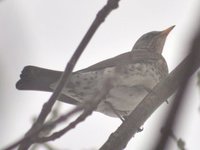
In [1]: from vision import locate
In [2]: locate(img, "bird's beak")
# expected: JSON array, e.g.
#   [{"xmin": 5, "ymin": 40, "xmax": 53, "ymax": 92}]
[{"xmin": 161, "ymin": 25, "xmax": 175, "ymax": 35}]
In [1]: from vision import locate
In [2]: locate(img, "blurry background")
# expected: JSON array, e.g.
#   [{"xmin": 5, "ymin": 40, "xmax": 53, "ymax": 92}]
[{"xmin": 0, "ymin": 0, "xmax": 200, "ymax": 149}]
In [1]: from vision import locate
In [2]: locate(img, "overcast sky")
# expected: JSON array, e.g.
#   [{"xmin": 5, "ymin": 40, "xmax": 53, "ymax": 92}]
[{"xmin": 1, "ymin": 0, "xmax": 200, "ymax": 149}]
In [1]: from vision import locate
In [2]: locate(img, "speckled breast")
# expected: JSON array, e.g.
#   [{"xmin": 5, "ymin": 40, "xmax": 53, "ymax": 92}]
[
  {"xmin": 114, "ymin": 62, "xmax": 165, "ymax": 88},
  {"xmin": 63, "ymin": 59, "xmax": 168, "ymax": 104}
]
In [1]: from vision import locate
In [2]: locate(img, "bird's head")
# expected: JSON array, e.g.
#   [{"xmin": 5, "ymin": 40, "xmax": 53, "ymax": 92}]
[{"xmin": 132, "ymin": 25, "xmax": 175, "ymax": 54}]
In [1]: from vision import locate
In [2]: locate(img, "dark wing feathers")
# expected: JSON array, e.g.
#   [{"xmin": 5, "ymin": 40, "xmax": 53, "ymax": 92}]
[
  {"xmin": 75, "ymin": 51, "xmax": 166, "ymax": 73},
  {"xmin": 75, "ymin": 52, "xmax": 131, "ymax": 73}
]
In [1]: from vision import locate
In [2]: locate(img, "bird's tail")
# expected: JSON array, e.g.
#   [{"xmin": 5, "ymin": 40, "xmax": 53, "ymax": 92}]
[{"xmin": 16, "ymin": 66, "xmax": 62, "ymax": 92}]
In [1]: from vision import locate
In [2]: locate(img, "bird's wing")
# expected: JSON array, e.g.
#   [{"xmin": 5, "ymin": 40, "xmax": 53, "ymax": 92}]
[
  {"xmin": 75, "ymin": 52, "xmax": 131, "ymax": 73},
  {"xmin": 75, "ymin": 50, "xmax": 166, "ymax": 73}
]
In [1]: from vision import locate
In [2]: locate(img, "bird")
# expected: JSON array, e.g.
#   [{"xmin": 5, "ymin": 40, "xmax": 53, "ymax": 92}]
[{"xmin": 16, "ymin": 26, "xmax": 174, "ymax": 118}]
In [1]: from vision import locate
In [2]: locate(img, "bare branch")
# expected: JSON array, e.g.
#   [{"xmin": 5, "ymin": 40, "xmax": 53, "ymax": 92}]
[
  {"xmin": 36, "ymin": 109, "xmax": 93, "ymax": 143},
  {"xmin": 3, "ymin": 106, "xmax": 83, "ymax": 150}
]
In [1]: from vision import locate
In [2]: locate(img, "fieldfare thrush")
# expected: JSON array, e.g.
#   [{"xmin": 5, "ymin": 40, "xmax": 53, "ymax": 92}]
[{"xmin": 16, "ymin": 26, "xmax": 174, "ymax": 118}]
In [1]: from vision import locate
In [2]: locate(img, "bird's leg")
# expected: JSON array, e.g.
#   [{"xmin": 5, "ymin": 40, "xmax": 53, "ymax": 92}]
[
  {"xmin": 105, "ymin": 101, "xmax": 144, "ymax": 133},
  {"xmin": 104, "ymin": 101, "xmax": 125, "ymax": 122},
  {"xmin": 122, "ymin": 115, "xmax": 144, "ymax": 133},
  {"xmin": 134, "ymin": 85, "xmax": 154, "ymax": 94}
]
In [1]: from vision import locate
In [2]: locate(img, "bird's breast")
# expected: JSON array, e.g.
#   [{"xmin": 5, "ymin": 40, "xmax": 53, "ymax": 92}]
[
  {"xmin": 114, "ymin": 63, "xmax": 162, "ymax": 88},
  {"xmin": 63, "ymin": 62, "xmax": 164, "ymax": 101}
]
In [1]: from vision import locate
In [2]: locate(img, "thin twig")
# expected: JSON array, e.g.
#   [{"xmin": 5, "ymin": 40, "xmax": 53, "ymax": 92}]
[
  {"xmin": 154, "ymin": 85, "xmax": 188, "ymax": 150},
  {"xmin": 40, "ymin": 106, "xmax": 83, "ymax": 132},
  {"xmin": 3, "ymin": 106, "xmax": 82, "ymax": 150},
  {"xmin": 36, "ymin": 109, "xmax": 93, "ymax": 143}
]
